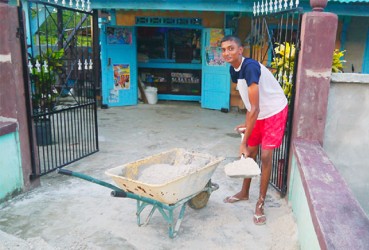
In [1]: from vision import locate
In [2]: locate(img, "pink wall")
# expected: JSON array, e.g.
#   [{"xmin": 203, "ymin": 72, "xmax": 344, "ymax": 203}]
[{"xmin": 0, "ymin": 3, "xmax": 40, "ymax": 190}]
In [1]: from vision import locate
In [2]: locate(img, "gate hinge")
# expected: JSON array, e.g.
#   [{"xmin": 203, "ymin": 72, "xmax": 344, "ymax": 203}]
[
  {"xmin": 16, "ymin": 27, "xmax": 24, "ymax": 39},
  {"xmin": 29, "ymin": 173, "xmax": 39, "ymax": 181}
]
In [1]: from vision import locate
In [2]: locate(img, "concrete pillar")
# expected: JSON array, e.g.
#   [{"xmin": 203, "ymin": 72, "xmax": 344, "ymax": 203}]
[
  {"xmin": 292, "ymin": 2, "xmax": 338, "ymax": 145},
  {"xmin": 0, "ymin": 3, "xmax": 40, "ymax": 190}
]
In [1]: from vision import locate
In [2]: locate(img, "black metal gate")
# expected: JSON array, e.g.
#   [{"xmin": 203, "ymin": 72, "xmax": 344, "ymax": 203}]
[
  {"xmin": 25, "ymin": 1, "xmax": 99, "ymax": 177},
  {"xmin": 249, "ymin": 1, "xmax": 303, "ymax": 196}
]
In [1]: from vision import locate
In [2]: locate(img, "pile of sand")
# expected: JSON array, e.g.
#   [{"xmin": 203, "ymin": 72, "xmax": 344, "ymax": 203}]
[{"xmin": 137, "ymin": 163, "xmax": 202, "ymax": 184}]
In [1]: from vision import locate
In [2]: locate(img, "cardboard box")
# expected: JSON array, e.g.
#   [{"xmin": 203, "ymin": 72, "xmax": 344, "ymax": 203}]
[
  {"xmin": 230, "ymin": 83, "xmax": 239, "ymax": 96},
  {"xmin": 230, "ymin": 95, "xmax": 245, "ymax": 109},
  {"xmin": 230, "ymin": 83, "xmax": 245, "ymax": 109}
]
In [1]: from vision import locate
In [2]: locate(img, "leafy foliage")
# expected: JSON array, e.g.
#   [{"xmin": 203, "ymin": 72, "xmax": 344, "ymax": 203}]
[
  {"xmin": 271, "ymin": 42, "xmax": 296, "ymax": 102},
  {"xmin": 332, "ymin": 49, "xmax": 346, "ymax": 73},
  {"xmin": 31, "ymin": 8, "xmax": 91, "ymax": 46},
  {"xmin": 31, "ymin": 48, "xmax": 64, "ymax": 113},
  {"xmin": 271, "ymin": 43, "xmax": 347, "ymax": 103}
]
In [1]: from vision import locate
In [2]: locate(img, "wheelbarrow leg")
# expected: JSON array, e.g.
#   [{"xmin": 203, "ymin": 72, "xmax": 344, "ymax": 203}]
[
  {"xmin": 136, "ymin": 200, "xmax": 157, "ymax": 226},
  {"xmin": 135, "ymin": 200, "xmax": 188, "ymax": 238},
  {"xmin": 156, "ymin": 202, "xmax": 187, "ymax": 238},
  {"xmin": 132, "ymin": 182, "xmax": 219, "ymax": 238},
  {"xmin": 171, "ymin": 202, "xmax": 187, "ymax": 238}
]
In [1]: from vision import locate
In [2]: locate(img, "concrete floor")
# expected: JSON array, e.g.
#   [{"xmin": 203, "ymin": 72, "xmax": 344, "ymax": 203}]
[{"xmin": 0, "ymin": 101, "xmax": 299, "ymax": 249}]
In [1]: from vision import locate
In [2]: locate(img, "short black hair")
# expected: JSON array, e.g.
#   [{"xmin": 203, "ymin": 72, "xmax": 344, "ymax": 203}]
[{"xmin": 220, "ymin": 35, "xmax": 242, "ymax": 47}]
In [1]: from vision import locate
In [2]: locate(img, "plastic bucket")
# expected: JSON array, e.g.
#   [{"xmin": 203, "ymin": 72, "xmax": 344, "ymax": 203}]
[{"xmin": 145, "ymin": 87, "xmax": 158, "ymax": 104}]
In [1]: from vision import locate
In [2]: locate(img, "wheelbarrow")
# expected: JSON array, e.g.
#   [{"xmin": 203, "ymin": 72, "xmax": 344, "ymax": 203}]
[{"xmin": 57, "ymin": 148, "xmax": 224, "ymax": 238}]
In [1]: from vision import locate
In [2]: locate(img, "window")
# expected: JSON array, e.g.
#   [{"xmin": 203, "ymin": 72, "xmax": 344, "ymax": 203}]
[{"xmin": 137, "ymin": 27, "xmax": 201, "ymax": 62}]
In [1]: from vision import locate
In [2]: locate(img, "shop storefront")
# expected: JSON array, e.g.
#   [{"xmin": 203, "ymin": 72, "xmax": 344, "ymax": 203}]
[{"xmin": 100, "ymin": 10, "xmax": 236, "ymax": 110}]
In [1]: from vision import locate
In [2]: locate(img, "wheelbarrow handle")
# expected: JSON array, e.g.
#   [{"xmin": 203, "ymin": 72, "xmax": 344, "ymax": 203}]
[
  {"xmin": 56, "ymin": 168, "xmax": 126, "ymax": 195},
  {"xmin": 57, "ymin": 168, "xmax": 73, "ymax": 176},
  {"xmin": 111, "ymin": 190, "xmax": 127, "ymax": 198}
]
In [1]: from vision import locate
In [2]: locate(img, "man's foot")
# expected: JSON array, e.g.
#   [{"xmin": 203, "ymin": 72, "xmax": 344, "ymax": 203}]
[
  {"xmin": 253, "ymin": 197, "xmax": 266, "ymax": 225},
  {"xmin": 223, "ymin": 195, "xmax": 248, "ymax": 203}
]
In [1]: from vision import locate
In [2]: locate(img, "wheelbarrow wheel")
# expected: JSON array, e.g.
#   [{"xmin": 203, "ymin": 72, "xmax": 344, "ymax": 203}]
[{"xmin": 188, "ymin": 191, "xmax": 210, "ymax": 210}]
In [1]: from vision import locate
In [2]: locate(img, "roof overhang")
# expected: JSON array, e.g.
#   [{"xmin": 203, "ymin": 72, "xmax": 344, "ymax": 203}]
[{"xmin": 19, "ymin": 0, "xmax": 369, "ymax": 17}]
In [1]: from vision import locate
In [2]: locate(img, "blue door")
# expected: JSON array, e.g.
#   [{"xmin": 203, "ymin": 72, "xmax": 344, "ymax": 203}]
[
  {"xmin": 201, "ymin": 28, "xmax": 231, "ymax": 110},
  {"xmin": 101, "ymin": 26, "xmax": 137, "ymax": 106}
]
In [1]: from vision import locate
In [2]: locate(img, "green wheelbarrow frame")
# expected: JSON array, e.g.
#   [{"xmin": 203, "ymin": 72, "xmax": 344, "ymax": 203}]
[{"xmin": 57, "ymin": 168, "xmax": 219, "ymax": 238}]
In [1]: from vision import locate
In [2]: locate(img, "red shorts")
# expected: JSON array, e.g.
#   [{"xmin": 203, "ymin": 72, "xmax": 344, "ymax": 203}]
[{"xmin": 247, "ymin": 105, "xmax": 288, "ymax": 150}]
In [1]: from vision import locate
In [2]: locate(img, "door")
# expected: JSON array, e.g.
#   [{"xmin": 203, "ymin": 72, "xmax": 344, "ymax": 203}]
[
  {"xmin": 201, "ymin": 28, "xmax": 231, "ymax": 110},
  {"xmin": 101, "ymin": 26, "xmax": 137, "ymax": 106}
]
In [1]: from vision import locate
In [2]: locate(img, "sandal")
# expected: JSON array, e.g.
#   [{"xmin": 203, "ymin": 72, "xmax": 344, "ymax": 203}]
[
  {"xmin": 223, "ymin": 195, "xmax": 248, "ymax": 203},
  {"xmin": 253, "ymin": 197, "xmax": 266, "ymax": 225}
]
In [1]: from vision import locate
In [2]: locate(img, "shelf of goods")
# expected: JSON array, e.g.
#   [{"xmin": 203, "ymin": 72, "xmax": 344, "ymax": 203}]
[{"xmin": 139, "ymin": 65, "xmax": 202, "ymax": 101}]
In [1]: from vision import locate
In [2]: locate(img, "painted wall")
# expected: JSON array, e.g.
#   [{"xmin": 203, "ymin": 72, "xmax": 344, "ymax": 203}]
[
  {"xmin": 324, "ymin": 73, "xmax": 369, "ymax": 215},
  {"xmin": 288, "ymin": 154, "xmax": 320, "ymax": 250},
  {"xmin": 343, "ymin": 17, "xmax": 369, "ymax": 73},
  {"xmin": 0, "ymin": 131, "xmax": 23, "ymax": 202},
  {"xmin": 0, "ymin": 3, "xmax": 40, "ymax": 193}
]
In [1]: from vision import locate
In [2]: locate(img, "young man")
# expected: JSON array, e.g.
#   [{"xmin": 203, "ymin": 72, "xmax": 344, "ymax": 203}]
[{"xmin": 220, "ymin": 35, "xmax": 288, "ymax": 225}]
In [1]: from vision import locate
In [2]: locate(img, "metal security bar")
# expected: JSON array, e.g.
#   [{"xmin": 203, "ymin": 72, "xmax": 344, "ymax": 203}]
[
  {"xmin": 26, "ymin": 1, "xmax": 99, "ymax": 177},
  {"xmin": 250, "ymin": 0, "xmax": 303, "ymax": 196}
]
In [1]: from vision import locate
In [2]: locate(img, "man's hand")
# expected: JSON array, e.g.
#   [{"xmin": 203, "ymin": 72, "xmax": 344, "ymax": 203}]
[
  {"xmin": 235, "ymin": 124, "xmax": 246, "ymax": 134},
  {"xmin": 239, "ymin": 143, "xmax": 250, "ymax": 158}
]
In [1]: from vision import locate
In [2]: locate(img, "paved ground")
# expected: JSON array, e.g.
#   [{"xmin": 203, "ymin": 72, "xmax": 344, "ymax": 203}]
[{"xmin": 0, "ymin": 101, "xmax": 299, "ymax": 250}]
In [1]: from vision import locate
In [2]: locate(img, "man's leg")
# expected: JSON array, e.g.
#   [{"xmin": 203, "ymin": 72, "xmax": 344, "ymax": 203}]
[
  {"xmin": 259, "ymin": 148, "xmax": 273, "ymax": 198},
  {"xmin": 253, "ymin": 148, "xmax": 273, "ymax": 224},
  {"xmin": 253, "ymin": 105, "xmax": 288, "ymax": 223}
]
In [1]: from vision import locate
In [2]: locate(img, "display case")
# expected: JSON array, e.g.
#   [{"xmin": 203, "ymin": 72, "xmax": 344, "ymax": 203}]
[{"xmin": 139, "ymin": 68, "xmax": 201, "ymax": 97}]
